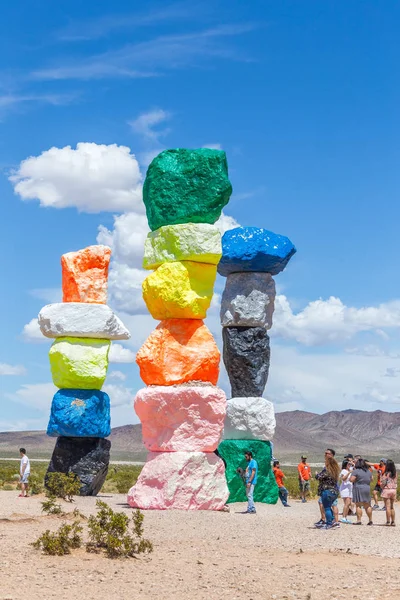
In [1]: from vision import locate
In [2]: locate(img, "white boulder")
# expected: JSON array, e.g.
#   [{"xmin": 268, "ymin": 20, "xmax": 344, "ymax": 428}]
[
  {"xmin": 39, "ymin": 303, "xmax": 130, "ymax": 340},
  {"xmin": 224, "ymin": 397, "xmax": 276, "ymax": 441}
]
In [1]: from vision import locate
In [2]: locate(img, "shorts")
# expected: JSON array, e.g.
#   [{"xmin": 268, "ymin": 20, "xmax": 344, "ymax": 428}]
[
  {"xmin": 381, "ymin": 489, "xmax": 396, "ymax": 500},
  {"xmin": 374, "ymin": 484, "xmax": 382, "ymax": 493},
  {"xmin": 20, "ymin": 474, "xmax": 29, "ymax": 484},
  {"xmin": 318, "ymin": 496, "xmax": 338, "ymax": 507},
  {"xmin": 299, "ymin": 480, "xmax": 310, "ymax": 492}
]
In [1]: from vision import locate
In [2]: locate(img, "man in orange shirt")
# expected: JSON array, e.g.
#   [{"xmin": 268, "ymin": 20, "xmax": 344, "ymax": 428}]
[
  {"xmin": 273, "ymin": 460, "xmax": 290, "ymax": 507},
  {"xmin": 298, "ymin": 455, "xmax": 312, "ymax": 503},
  {"xmin": 367, "ymin": 459, "xmax": 386, "ymax": 510}
]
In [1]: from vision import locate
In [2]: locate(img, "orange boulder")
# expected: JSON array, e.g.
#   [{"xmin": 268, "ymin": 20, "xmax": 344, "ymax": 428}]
[
  {"xmin": 62, "ymin": 245, "xmax": 111, "ymax": 304},
  {"xmin": 136, "ymin": 319, "xmax": 220, "ymax": 386}
]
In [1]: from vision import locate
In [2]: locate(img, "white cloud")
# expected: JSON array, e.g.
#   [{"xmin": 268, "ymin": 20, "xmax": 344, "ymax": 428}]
[
  {"xmin": 203, "ymin": 143, "xmax": 222, "ymax": 150},
  {"xmin": 129, "ymin": 108, "xmax": 171, "ymax": 143},
  {"xmin": 103, "ymin": 383, "xmax": 134, "ymax": 407},
  {"xmin": 0, "ymin": 363, "xmax": 26, "ymax": 376},
  {"xmin": 215, "ymin": 211, "xmax": 240, "ymax": 234},
  {"xmin": 6, "ymin": 383, "xmax": 56, "ymax": 411},
  {"xmin": 109, "ymin": 343, "xmax": 136, "ymax": 363},
  {"xmin": 108, "ymin": 263, "xmax": 147, "ymax": 314},
  {"xmin": 97, "ymin": 212, "xmax": 149, "ymax": 269},
  {"xmin": 10, "ymin": 143, "xmax": 143, "ymax": 213},
  {"xmin": 22, "ymin": 318, "xmax": 49, "ymax": 343},
  {"xmin": 273, "ymin": 295, "xmax": 400, "ymax": 346},
  {"xmin": 108, "ymin": 370, "xmax": 127, "ymax": 381}
]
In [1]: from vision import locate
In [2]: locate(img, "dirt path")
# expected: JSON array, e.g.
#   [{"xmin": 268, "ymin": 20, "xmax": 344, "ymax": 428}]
[{"xmin": 1, "ymin": 491, "xmax": 399, "ymax": 600}]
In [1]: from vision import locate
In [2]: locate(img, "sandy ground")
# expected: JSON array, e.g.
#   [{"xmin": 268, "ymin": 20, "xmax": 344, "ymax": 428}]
[{"xmin": 1, "ymin": 491, "xmax": 400, "ymax": 600}]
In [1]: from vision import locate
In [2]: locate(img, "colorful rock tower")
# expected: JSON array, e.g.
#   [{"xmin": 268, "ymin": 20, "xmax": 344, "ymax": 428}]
[
  {"xmin": 127, "ymin": 148, "xmax": 232, "ymax": 510},
  {"xmin": 39, "ymin": 245, "xmax": 130, "ymax": 495},
  {"xmin": 217, "ymin": 227, "xmax": 296, "ymax": 504}
]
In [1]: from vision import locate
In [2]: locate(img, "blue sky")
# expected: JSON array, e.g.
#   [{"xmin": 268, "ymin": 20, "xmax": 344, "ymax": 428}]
[{"xmin": 1, "ymin": 0, "xmax": 400, "ymax": 431}]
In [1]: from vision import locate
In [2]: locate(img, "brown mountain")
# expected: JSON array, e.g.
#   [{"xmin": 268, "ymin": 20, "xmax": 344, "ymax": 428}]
[{"xmin": 1, "ymin": 409, "xmax": 400, "ymax": 462}]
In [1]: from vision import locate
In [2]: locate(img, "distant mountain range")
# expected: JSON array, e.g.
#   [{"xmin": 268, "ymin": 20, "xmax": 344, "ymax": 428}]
[{"xmin": 1, "ymin": 409, "xmax": 400, "ymax": 462}]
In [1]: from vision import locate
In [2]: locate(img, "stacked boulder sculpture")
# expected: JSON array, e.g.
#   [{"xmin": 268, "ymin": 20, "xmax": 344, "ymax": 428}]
[
  {"xmin": 217, "ymin": 227, "xmax": 296, "ymax": 504},
  {"xmin": 39, "ymin": 245, "xmax": 130, "ymax": 495},
  {"xmin": 128, "ymin": 148, "xmax": 231, "ymax": 510}
]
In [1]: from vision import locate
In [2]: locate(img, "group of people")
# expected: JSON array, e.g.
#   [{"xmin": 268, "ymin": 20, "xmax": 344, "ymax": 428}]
[{"xmin": 272, "ymin": 449, "xmax": 398, "ymax": 529}]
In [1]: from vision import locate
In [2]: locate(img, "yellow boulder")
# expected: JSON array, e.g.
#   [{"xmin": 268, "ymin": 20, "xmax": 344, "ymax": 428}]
[{"xmin": 142, "ymin": 261, "xmax": 217, "ymax": 320}]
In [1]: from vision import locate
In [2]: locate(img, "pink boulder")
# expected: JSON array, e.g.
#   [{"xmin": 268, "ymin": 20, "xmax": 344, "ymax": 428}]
[
  {"xmin": 127, "ymin": 451, "xmax": 229, "ymax": 510},
  {"xmin": 135, "ymin": 386, "xmax": 226, "ymax": 452}
]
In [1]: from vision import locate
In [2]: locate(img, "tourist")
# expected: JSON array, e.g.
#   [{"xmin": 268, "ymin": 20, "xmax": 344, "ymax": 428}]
[
  {"xmin": 273, "ymin": 460, "xmax": 290, "ymax": 507},
  {"xmin": 315, "ymin": 451, "xmax": 340, "ymax": 530},
  {"xmin": 297, "ymin": 455, "xmax": 311, "ymax": 503},
  {"xmin": 366, "ymin": 459, "xmax": 386, "ymax": 510},
  {"xmin": 315, "ymin": 448, "xmax": 340, "ymax": 527},
  {"xmin": 380, "ymin": 459, "xmax": 397, "ymax": 526},
  {"xmin": 244, "ymin": 451, "xmax": 258, "ymax": 514},
  {"xmin": 19, "ymin": 448, "xmax": 30, "ymax": 498},
  {"xmin": 350, "ymin": 458, "xmax": 373, "ymax": 525},
  {"xmin": 339, "ymin": 459, "xmax": 353, "ymax": 524}
]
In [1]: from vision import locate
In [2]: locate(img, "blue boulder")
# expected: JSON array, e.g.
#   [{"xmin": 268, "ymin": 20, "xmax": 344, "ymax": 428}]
[
  {"xmin": 47, "ymin": 389, "xmax": 111, "ymax": 438},
  {"xmin": 218, "ymin": 227, "xmax": 296, "ymax": 277}
]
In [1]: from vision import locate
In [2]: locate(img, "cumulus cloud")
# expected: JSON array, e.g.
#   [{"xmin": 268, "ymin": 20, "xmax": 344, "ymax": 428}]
[
  {"xmin": 103, "ymin": 383, "xmax": 135, "ymax": 407},
  {"xmin": 97, "ymin": 212, "xmax": 149, "ymax": 269},
  {"xmin": 109, "ymin": 343, "xmax": 136, "ymax": 363},
  {"xmin": 215, "ymin": 212, "xmax": 240, "ymax": 234},
  {"xmin": 10, "ymin": 143, "xmax": 143, "ymax": 213},
  {"xmin": 273, "ymin": 295, "xmax": 400, "ymax": 346},
  {"xmin": 129, "ymin": 108, "xmax": 171, "ymax": 143},
  {"xmin": 7, "ymin": 383, "xmax": 56, "ymax": 411},
  {"xmin": 108, "ymin": 370, "xmax": 127, "ymax": 381},
  {"xmin": 22, "ymin": 318, "xmax": 49, "ymax": 343},
  {"xmin": 0, "ymin": 363, "xmax": 26, "ymax": 376}
]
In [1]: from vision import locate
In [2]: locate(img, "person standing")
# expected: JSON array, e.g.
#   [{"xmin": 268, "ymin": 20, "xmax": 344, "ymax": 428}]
[
  {"xmin": 350, "ymin": 458, "xmax": 373, "ymax": 526},
  {"xmin": 380, "ymin": 459, "xmax": 397, "ymax": 526},
  {"xmin": 297, "ymin": 455, "xmax": 311, "ymax": 503},
  {"xmin": 19, "ymin": 448, "xmax": 30, "ymax": 498},
  {"xmin": 273, "ymin": 460, "xmax": 290, "ymax": 507},
  {"xmin": 367, "ymin": 459, "xmax": 386, "ymax": 510},
  {"xmin": 244, "ymin": 451, "xmax": 258, "ymax": 514},
  {"xmin": 339, "ymin": 459, "xmax": 353, "ymax": 524},
  {"xmin": 315, "ymin": 452, "xmax": 340, "ymax": 530}
]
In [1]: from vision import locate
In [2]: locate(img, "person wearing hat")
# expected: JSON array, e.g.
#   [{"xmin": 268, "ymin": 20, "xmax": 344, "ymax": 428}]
[
  {"xmin": 298, "ymin": 455, "xmax": 311, "ymax": 503},
  {"xmin": 366, "ymin": 459, "xmax": 387, "ymax": 510}
]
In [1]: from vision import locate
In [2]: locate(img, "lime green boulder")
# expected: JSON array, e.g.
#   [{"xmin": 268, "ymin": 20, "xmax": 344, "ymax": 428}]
[
  {"xmin": 143, "ymin": 149, "xmax": 232, "ymax": 231},
  {"xmin": 49, "ymin": 337, "xmax": 110, "ymax": 389},
  {"xmin": 218, "ymin": 439, "xmax": 278, "ymax": 504},
  {"xmin": 143, "ymin": 223, "xmax": 222, "ymax": 270}
]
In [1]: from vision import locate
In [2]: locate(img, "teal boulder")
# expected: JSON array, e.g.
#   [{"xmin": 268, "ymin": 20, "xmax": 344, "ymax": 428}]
[
  {"xmin": 218, "ymin": 439, "xmax": 278, "ymax": 504},
  {"xmin": 143, "ymin": 148, "xmax": 232, "ymax": 231}
]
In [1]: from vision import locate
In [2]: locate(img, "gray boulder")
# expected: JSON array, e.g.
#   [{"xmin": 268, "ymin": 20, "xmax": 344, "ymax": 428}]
[
  {"xmin": 46, "ymin": 436, "xmax": 111, "ymax": 496},
  {"xmin": 222, "ymin": 327, "xmax": 270, "ymax": 397},
  {"xmin": 220, "ymin": 272, "xmax": 275, "ymax": 327}
]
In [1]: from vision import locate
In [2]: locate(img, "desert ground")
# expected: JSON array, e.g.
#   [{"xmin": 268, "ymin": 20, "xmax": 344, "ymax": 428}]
[{"xmin": 1, "ymin": 491, "xmax": 399, "ymax": 600}]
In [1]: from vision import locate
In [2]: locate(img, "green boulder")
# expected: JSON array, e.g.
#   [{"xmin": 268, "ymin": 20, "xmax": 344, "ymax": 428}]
[
  {"xmin": 143, "ymin": 148, "xmax": 232, "ymax": 231},
  {"xmin": 218, "ymin": 439, "xmax": 278, "ymax": 504}
]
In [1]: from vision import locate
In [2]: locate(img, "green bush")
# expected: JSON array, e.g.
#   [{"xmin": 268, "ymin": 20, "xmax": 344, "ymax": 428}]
[
  {"xmin": 45, "ymin": 472, "xmax": 81, "ymax": 501},
  {"xmin": 2, "ymin": 484, "xmax": 15, "ymax": 491},
  {"xmin": 86, "ymin": 500, "xmax": 153, "ymax": 558},
  {"xmin": 29, "ymin": 473, "xmax": 44, "ymax": 495},
  {"xmin": 32, "ymin": 521, "xmax": 83, "ymax": 555},
  {"xmin": 41, "ymin": 496, "xmax": 64, "ymax": 515}
]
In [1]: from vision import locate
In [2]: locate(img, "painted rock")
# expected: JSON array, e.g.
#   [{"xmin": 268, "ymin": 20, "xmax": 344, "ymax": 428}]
[
  {"xmin": 220, "ymin": 272, "xmax": 276, "ymax": 328},
  {"xmin": 62, "ymin": 244, "xmax": 111, "ymax": 304},
  {"xmin": 143, "ymin": 148, "xmax": 232, "ymax": 231},
  {"xmin": 46, "ymin": 436, "xmax": 111, "ymax": 496},
  {"xmin": 136, "ymin": 319, "xmax": 220, "ymax": 386},
  {"xmin": 223, "ymin": 326, "xmax": 270, "ymax": 397},
  {"xmin": 143, "ymin": 223, "xmax": 222, "ymax": 270},
  {"xmin": 49, "ymin": 337, "xmax": 110, "ymax": 389},
  {"xmin": 127, "ymin": 451, "xmax": 229, "ymax": 510},
  {"xmin": 142, "ymin": 261, "xmax": 217, "ymax": 320},
  {"xmin": 224, "ymin": 397, "xmax": 275, "ymax": 441},
  {"xmin": 39, "ymin": 303, "xmax": 130, "ymax": 340},
  {"xmin": 135, "ymin": 386, "xmax": 226, "ymax": 452},
  {"xmin": 218, "ymin": 227, "xmax": 296, "ymax": 277},
  {"xmin": 217, "ymin": 439, "xmax": 278, "ymax": 504},
  {"xmin": 47, "ymin": 389, "xmax": 111, "ymax": 438}
]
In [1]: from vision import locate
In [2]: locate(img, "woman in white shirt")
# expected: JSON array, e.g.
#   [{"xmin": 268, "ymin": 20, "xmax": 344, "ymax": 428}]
[{"xmin": 339, "ymin": 459, "xmax": 353, "ymax": 524}]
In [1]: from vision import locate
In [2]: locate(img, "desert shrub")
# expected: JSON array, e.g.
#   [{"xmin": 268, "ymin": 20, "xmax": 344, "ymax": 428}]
[
  {"xmin": 102, "ymin": 465, "xmax": 142, "ymax": 494},
  {"xmin": 32, "ymin": 521, "xmax": 83, "ymax": 555},
  {"xmin": 2, "ymin": 484, "xmax": 14, "ymax": 491},
  {"xmin": 86, "ymin": 500, "xmax": 153, "ymax": 558},
  {"xmin": 41, "ymin": 496, "xmax": 64, "ymax": 515},
  {"xmin": 45, "ymin": 472, "xmax": 80, "ymax": 501},
  {"xmin": 29, "ymin": 473, "xmax": 44, "ymax": 495}
]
